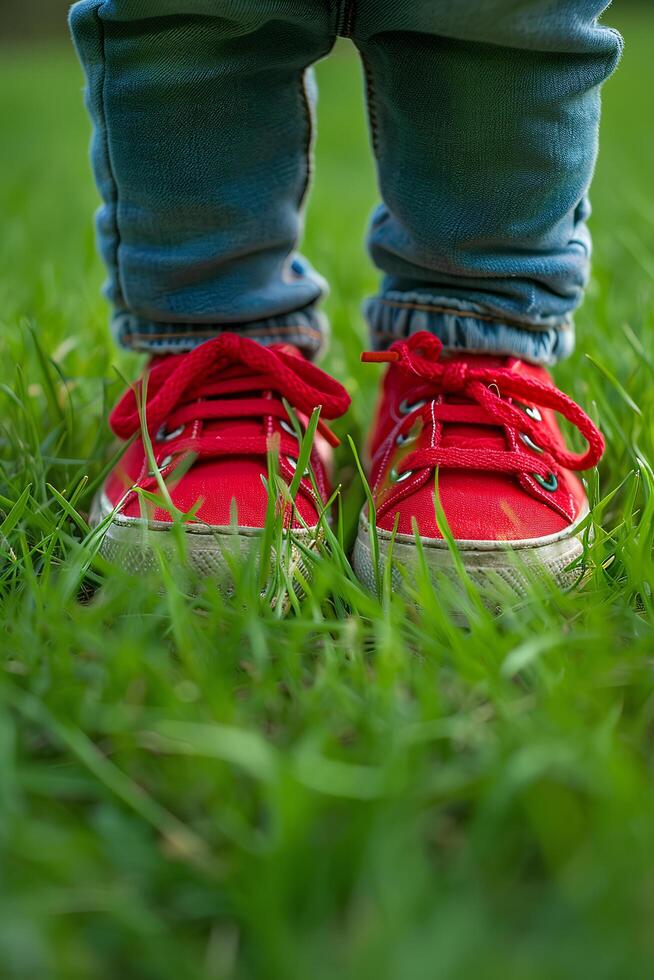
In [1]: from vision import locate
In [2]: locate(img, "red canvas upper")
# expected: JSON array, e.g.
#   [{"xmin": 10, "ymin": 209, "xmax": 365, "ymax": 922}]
[
  {"xmin": 361, "ymin": 332, "xmax": 604, "ymax": 541},
  {"xmin": 102, "ymin": 334, "xmax": 351, "ymax": 529}
]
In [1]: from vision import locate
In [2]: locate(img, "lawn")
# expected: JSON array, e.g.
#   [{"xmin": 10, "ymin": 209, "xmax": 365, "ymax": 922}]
[{"xmin": 1, "ymin": 11, "xmax": 654, "ymax": 979}]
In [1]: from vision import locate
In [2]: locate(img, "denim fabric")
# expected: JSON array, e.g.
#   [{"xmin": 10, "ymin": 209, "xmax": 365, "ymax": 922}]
[
  {"xmin": 69, "ymin": 0, "xmax": 333, "ymax": 357},
  {"xmin": 70, "ymin": 0, "xmax": 622, "ymax": 363}
]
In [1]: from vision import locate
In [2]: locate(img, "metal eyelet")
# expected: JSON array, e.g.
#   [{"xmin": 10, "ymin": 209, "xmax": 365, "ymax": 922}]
[
  {"xmin": 534, "ymin": 472, "xmax": 558, "ymax": 492},
  {"xmin": 390, "ymin": 466, "xmax": 414, "ymax": 484},
  {"xmin": 396, "ymin": 430, "xmax": 417, "ymax": 447},
  {"xmin": 286, "ymin": 456, "xmax": 309, "ymax": 477},
  {"xmin": 280, "ymin": 419, "xmax": 298, "ymax": 437},
  {"xmin": 399, "ymin": 397, "xmax": 427, "ymax": 416},
  {"xmin": 516, "ymin": 403, "xmax": 542, "ymax": 422},
  {"xmin": 148, "ymin": 454, "xmax": 174, "ymax": 477},
  {"xmin": 156, "ymin": 423, "xmax": 185, "ymax": 443},
  {"xmin": 520, "ymin": 432, "xmax": 544, "ymax": 454}
]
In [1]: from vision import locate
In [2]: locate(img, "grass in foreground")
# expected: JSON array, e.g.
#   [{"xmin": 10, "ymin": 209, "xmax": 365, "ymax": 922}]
[{"xmin": 1, "ymin": 14, "xmax": 654, "ymax": 979}]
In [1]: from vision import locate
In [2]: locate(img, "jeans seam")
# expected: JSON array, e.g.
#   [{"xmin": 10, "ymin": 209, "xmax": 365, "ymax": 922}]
[
  {"xmin": 335, "ymin": 0, "xmax": 355, "ymax": 37},
  {"xmin": 96, "ymin": 1, "xmax": 127, "ymax": 309},
  {"xmin": 374, "ymin": 298, "xmax": 572, "ymax": 331},
  {"xmin": 121, "ymin": 324, "xmax": 323, "ymax": 343},
  {"xmin": 297, "ymin": 68, "xmax": 314, "ymax": 217},
  {"xmin": 360, "ymin": 50, "xmax": 380, "ymax": 158},
  {"xmin": 343, "ymin": 0, "xmax": 356, "ymax": 38}
]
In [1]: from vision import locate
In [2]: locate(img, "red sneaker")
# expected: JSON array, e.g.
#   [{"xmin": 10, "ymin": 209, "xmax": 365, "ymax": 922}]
[
  {"xmin": 91, "ymin": 334, "xmax": 350, "ymax": 578},
  {"xmin": 354, "ymin": 332, "xmax": 604, "ymax": 599}
]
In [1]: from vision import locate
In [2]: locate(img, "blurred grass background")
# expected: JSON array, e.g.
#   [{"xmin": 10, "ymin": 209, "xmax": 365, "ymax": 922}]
[{"xmin": 2, "ymin": 4, "xmax": 654, "ymax": 980}]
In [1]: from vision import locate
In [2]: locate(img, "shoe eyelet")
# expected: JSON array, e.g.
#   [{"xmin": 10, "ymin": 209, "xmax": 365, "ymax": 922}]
[
  {"xmin": 520, "ymin": 432, "xmax": 544, "ymax": 454},
  {"xmin": 390, "ymin": 466, "xmax": 414, "ymax": 484},
  {"xmin": 533, "ymin": 472, "xmax": 558, "ymax": 492},
  {"xmin": 280, "ymin": 420, "xmax": 297, "ymax": 437},
  {"xmin": 396, "ymin": 430, "xmax": 417, "ymax": 447},
  {"xmin": 156, "ymin": 423, "xmax": 185, "ymax": 443},
  {"xmin": 516, "ymin": 402, "xmax": 542, "ymax": 423},
  {"xmin": 286, "ymin": 455, "xmax": 309, "ymax": 477},
  {"xmin": 148, "ymin": 454, "xmax": 175, "ymax": 477},
  {"xmin": 399, "ymin": 397, "xmax": 427, "ymax": 416}
]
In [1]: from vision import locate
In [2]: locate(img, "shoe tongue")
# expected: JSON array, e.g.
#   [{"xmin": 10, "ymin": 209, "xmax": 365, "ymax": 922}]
[
  {"xmin": 273, "ymin": 343, "xmax": 304, "ymax": 358},
  {"xmin": 436, "ymin": 353, "xmax": 511, "ymax": 452},
  {"xmin": 204, "ymin": 387, "xmax": 276, "ymax": 441},
  {"xmin": 190, "ymin": 360, "xmax": 280, "ymax": 442},
  {"xmin": 441, "ymin": 420, "xmax": 506, "ymax": 451},
  {"xmin": 148, "ymin": 348, "xmax": 295, "ymax": 446},
  {"xmin": 441, "ymin": 351, "xmax": 508, "ymax": 370}
]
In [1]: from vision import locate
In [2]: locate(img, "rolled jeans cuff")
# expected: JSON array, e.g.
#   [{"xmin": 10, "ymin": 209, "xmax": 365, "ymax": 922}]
[
  {"xmin": 365, "ymin": 292, "xmax": 575, "ymax": 366},
  {"xmin": 112, "ymin": 304, "xmax": 329, "ymax": 359}
]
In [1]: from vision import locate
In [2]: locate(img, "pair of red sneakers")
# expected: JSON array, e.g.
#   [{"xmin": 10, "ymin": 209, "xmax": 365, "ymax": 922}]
[{"xmin": 92, "ymin": 331, "xmax": 604, "ymax": 597}]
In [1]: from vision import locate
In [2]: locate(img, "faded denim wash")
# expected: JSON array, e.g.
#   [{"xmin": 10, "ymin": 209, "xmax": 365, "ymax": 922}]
[{"xmin": 70, "ymin": 0, "xmax": 622, "ymax": 364}]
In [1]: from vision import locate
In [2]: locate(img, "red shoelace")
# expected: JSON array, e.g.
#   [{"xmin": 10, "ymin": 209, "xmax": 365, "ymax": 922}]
[
  {"xmin": 110, "ymin": 334, "xmax": 351, "ymax": 472},
  {"xmin": 362, "ymin": 331, "xmax": 604, "ymax": 485}
]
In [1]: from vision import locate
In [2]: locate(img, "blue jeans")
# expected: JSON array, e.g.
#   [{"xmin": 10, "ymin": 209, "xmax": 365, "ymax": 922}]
[{"xmin": 70, "ymin": 0, "xmax": 622, "ymax": 365}]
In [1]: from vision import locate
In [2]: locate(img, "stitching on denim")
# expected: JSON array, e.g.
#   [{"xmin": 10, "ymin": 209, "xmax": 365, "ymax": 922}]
[
  {"xmin": 297, "ymin": 68, "xmax": 314, "ymax": 216},
  {"xmin": 122, "ymin": 324, "xmax": 323, "ymax": 344},
  {"xmin": 343, "ymin": 0, "xmax": 356, "ymax": 37},
  {"xmin": 360, "ymin": 50, "xmax": 380, "ymax": 158},
  {"xmin": 96, "ymin": 1, "xmax": 127, "ymax": 308},
  {"xmin": 373, "ymin": 299, "xmax": 572, "ymax": 332},
  {"xmin": 335, "ymin": 0, "xmax": 355, "ymax": 37}
]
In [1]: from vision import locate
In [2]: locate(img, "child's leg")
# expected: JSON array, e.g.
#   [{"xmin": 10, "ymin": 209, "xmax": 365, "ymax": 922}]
[
  {"xmin": 349, "ymin": 2, "xmax": 621, "ymax": 600},
  {"xmin": 71, "ymin": 2, "xmax": 354, "ymax": 578},
  {"xmin": 69, "ymin": 0, "xmax": 332, "ymax": 358},
  {"xmin": 351, "ymin": 0, "xmax": 622, "ymax": 364}
]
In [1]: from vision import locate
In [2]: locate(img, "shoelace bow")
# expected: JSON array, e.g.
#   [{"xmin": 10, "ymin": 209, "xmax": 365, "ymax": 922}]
[
  {"xmin": 362, "ymin": 331, "xmax": 604, "ymax": 484},
  {"xmin": 110, "ymin": 334, "xmax": 351, "ymax": 470}
]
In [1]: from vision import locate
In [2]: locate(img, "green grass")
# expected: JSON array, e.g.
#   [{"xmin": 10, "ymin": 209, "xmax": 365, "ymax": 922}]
[{"xmin": 1, "ymin": 13, "xmax": 654, "ymax": 978}]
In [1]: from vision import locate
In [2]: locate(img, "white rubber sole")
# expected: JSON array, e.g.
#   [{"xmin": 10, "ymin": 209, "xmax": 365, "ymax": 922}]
[
  {"xmin": 89, "ymin": 492, "xmax": 319, "ymax": 585},
  {"xmin": 353, "ymin": 509, "xmax": 589, "ymax": 603}
]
